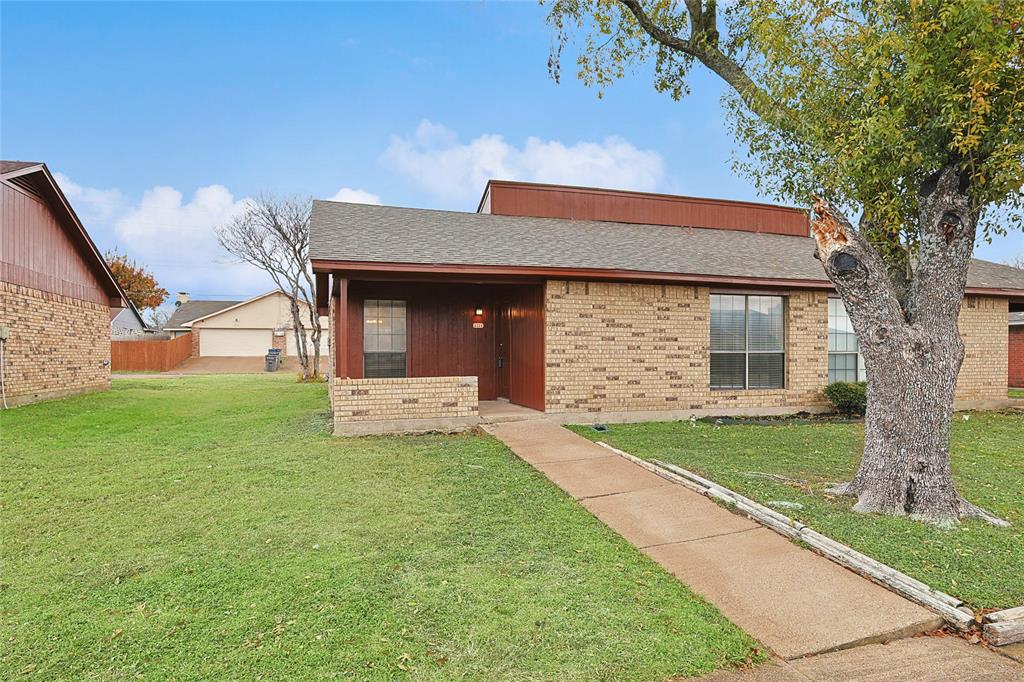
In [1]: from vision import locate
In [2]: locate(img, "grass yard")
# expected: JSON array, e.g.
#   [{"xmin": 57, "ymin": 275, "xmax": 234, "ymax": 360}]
[
  {"xmin": 570, "ymin": 412, "xmax": 1024, "ymax": 610},
  {"xmin": 1010, "ymin": 388, "xmax": 1024, "ymax": 399},
  {"xmin": 1, "ymin": 377, "xmax": 762, "ymax": 680}
]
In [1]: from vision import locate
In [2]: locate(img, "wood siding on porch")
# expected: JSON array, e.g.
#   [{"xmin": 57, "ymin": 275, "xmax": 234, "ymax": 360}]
[{"xmin": 342, "ymin": 282, "xmax": 544, "ymax": 408}]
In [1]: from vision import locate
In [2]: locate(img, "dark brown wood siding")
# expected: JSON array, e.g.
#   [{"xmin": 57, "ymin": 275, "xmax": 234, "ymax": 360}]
[
  {"xmin": 1, "ymin": 182, "xmax": 110, "ymax": 305},
  {"xmin": 507, "ymin": 283, "xmax": 545, "ymax": 410},
  {"xmin": 344, "ymin": 281, "xmax": 544, "ymax": 407},
  {"xmin": 485, "ymin": 181, "xmax": 810, "ymax": 237}
]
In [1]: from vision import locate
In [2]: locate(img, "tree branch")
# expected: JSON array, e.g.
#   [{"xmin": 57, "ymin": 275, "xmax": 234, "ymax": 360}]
[
  {"xmin": 617, "ymin": 0, "xmax": 773, "ymax": 118},
  {"xmin": 811, "ymin": 198, "xmax": 907, "ymax": 335},
  {"xmin": 908, "ymin": 165, "xmax": 976, "ymax": 329}
]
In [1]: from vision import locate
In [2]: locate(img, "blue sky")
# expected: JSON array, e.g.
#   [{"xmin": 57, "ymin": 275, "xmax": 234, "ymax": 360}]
[{"xmin": 3, "ymin": 1, "xmax": 1021, "ymax": 307}]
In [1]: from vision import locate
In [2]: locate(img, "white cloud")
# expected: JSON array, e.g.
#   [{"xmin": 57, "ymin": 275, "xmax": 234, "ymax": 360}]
[
  {"xmin": 382, "ymin": 119, "xmax": 665, "ymax": 200},
  {"xmin": 327, "ymin": 187, "xmax": 382, "ymax": 204},
  {"xmin": 54, "ymin": 172, "xmax": 124, "ymax": 223},
  {"xmin": 113, "ymin": 184, "xmax": 271, "ymax": 295}
]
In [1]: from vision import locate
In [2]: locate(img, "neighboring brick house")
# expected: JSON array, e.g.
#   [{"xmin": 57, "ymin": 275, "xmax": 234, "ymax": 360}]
[
  {"xmin": 1, "ymin": 161, "xmax": 129, "ymax": 407},
  {"xmin": 310, "ymin": 180, "xmax": 1024, "ymax": 435},
  {"xmin": 1011, "ymin": 312, "xmax": 1024, "ymax": 388}
]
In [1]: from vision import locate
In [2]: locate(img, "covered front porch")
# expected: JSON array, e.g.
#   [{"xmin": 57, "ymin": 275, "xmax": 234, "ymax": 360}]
[{"xmin": 319, "ymin": 274, "xmax": 546, "ymax": 435}]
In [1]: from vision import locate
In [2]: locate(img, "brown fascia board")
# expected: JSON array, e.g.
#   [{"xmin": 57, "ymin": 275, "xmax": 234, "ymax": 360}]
[
  {"xmin": 311, "ymin": 258, "xmax": 1024, "ymax": 300},
  {"xmin": 311, "ymin": 258, "xmax": 834, "ymax": 289},
  {"xmin": 478, "ymin": 178, "xmax": 809, "ymax": 217}
]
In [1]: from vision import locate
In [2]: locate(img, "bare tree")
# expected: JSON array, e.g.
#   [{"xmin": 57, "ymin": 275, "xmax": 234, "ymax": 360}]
[
  {"xmin": 147, "ymin": 309, "xmax": 170, "ymax": 331},
  {"xmin": 217, "ymin": 196, "xmax": 322, "ymax": 380},
  {"xmin": 1009, "ymin": 254, "xmax": 1024, "ymax": 270}
]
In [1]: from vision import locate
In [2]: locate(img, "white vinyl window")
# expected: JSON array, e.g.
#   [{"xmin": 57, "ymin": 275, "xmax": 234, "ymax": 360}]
[
  {"xmin": 363, "ymin": 299, "xmax": 407, "ymax": 378},
  {"xmin": 710, "ymin": 294, "xmax": 786, "ymax": 390},
  {"xmin": 828, "ymin": 298, "xmax": 866, "ymax": 383}
]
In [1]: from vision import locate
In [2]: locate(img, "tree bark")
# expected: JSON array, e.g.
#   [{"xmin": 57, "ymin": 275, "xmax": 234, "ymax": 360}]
[
  {"xmin": 814, "ymin": 166, "xmax": 1009, "ymax": 527},
  {"xmin": 287, "ymin": 291, "xmax": 309, "ymax": 381},
  {"xmin": 603, "ymin": 3, "xmax": 1010, "ymax": 527}
]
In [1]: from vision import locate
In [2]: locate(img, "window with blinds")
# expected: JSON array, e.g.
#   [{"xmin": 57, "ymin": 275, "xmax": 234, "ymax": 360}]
[
  {"xmin": 710, "ymin": 294, "xmax": 785, "ymax": 390},
  {"xmin": 828, "ymin": 298, "xmax": 866, "ymax": 383},
  {"xmin": 363, "ymin": 299, "xmax": 407, "ymax": 378}
]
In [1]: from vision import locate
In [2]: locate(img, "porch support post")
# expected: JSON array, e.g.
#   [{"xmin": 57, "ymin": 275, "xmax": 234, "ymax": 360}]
[
  {"xmin": 315, "ymin": 272, "xmax": 329, "ymax": 316},
  {"xmin": 334, "ymin": 275, "xmax": 349, "ymax": 378}
]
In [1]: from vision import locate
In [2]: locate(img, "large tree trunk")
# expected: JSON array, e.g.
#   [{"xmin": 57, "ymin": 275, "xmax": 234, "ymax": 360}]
[{"xmin": 813, "ymin": 165, "xmax": 1008, "ymax": 527}]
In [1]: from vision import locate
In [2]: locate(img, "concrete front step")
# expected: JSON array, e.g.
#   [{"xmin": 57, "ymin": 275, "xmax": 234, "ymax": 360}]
[{"xmin": 485, "ymin": 419, "xmax": 944, "ymax": 660}]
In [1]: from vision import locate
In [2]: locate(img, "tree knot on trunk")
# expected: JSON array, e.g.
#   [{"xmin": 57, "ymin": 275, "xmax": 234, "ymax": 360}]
[
  {"xmin": 829, "ymin": 251, "xmax": 863, "ymax": 277},
  {"xmin": 939, "ymin": 212, "xmax": 962, "ymax": 244}
]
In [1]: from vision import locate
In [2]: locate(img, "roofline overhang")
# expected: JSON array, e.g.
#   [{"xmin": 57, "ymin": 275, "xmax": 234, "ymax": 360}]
[{"xmin": 311, "ymin": 259, "xmax": 1024, "ymax": 299}]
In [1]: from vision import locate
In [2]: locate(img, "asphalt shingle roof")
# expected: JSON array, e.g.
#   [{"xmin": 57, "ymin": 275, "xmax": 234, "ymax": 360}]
[
  {"xmin": 165, "ymin": 300, "xmax": 240, "ymax": 329},
  {"xmin": 310, "ymin": 201, "xmax": 1024, "ymax": 291},
  {"xmin": 0, "ymin": 160, "xmax": 43, "ymax": 175}
]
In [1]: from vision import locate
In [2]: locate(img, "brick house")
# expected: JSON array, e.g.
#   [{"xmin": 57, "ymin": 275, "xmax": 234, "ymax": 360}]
[
  {"xmin": 164, "ymin": 290, "xmax": 327, "ymax": 358},
  {"xmin": 310, "ymin": 180, "xmax": 1024, "ymax": 435},
  {"xmin": 1011, "ymin": 312, "xmax": 1024, "ymax": 389},
  {"xmin": 1, "ymin": 161, "xmax": 129, "ymax": 407}
]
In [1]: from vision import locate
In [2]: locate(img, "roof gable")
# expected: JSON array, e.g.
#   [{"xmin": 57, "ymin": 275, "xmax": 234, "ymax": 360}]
[
  {"xmin": 165, "ymin": 299, "xmax": 241, "ymax": 329},
  {"xmin": 1, "ymin": 161, "xmax": 128, "ymax": 307}
]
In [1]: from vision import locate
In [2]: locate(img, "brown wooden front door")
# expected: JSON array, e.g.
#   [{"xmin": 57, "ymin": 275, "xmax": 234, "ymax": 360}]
[{"xmin": 495, "ymin": 303, "xmax": 511, "ymax": 399}]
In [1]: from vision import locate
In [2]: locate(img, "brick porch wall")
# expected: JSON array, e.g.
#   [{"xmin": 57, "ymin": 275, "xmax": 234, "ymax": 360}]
[
  {"xmin": 1010, "ymin": 325, "xmax": 1024, "ymax": 388},
  {"xmin": 0, "ymin": 282, "xmax": 110, "ymax": 407},
  {"xmin": 332, "ymin": 376, "xmax": 479, "ymax": 434}
]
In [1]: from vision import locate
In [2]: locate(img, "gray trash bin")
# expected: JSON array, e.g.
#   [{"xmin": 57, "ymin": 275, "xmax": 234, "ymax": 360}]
[{"xmin": 265, "ymin": 353, "xmax": 280, "ymax": 372}]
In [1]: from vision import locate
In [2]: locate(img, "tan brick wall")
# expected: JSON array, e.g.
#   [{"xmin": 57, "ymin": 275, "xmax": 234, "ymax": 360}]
[
  {"xmin": 956, "ymin": 296, "xmax": 1008, "ymax": 402},
  {"xmin": 545, "ymin": 280, "xmax": 828, "ymax": 414},
  {"xmin": 545, "ymin": 282, "xmax": 1009, "ymax": 415},
  {"xmin": 332, "ymin": 376, "xmax": 478, "ymax": 426},
  {"xmin": 0, "ymin": 282, "xmax": 110, "ymax": 407}
]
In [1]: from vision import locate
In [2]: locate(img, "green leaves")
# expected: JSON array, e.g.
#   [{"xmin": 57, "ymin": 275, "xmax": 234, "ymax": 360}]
[{"xmin": 547, "ymin": 0, "xmax": 1024, "ymax": 256}]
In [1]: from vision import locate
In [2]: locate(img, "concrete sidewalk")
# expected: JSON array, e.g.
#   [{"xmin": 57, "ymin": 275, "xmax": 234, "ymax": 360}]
[
  {"xmin": 485, "ymin": 419, "xmax": 944, "ymax": 660},
  {"xmin": 701, "ymin": 635, "xmax": 1022, "ymax": 681}
]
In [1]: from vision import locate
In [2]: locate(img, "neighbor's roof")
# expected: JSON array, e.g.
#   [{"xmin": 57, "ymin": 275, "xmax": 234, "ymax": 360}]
[
  {"xmin": 110, "ymin": 301, "xmax": 149, "ymax": 329},
  {"xmin": 1011, "ymin": 312, "xmax": 1024, "ymax": 326},
  {"xmin": 165, "ymin": 299, "xmax": 240, "ymax": 329},
  {"xmin": 309, "ymin": 201, "xmax": 1024, "ymax": 293}
]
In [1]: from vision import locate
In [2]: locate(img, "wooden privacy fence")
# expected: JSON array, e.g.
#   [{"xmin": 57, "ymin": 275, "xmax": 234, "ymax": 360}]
[{"xmin": 111, "ymin": 333, "xmax": 192, "ymax": 372}]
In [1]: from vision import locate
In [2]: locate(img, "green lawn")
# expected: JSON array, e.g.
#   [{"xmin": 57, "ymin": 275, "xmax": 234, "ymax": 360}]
[
  {"xmin": 1, "ymin": 377, "xmax": 762, "ymax": 680},
  {"xmin": 1010, "ymin": 388, "xmax": 1024, "ymax": 399},
  {"xmin": 570, "ymin": 412, "xmax": 1024, "ymax": 610}
]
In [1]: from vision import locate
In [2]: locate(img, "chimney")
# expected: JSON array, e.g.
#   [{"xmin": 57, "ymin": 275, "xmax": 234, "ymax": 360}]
[{"xmin": 176, "ymin": 292, "xmax": 190, "ymax": 307}]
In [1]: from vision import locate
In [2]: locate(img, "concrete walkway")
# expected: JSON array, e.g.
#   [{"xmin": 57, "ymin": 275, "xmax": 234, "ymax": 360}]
[
  {"xmin": 485, "ymin": 420, "xmax": 944, "ymax": 660},
  {"xmin": 700, "ymin": 635, "xmax": 1022, "ymax": 681}
]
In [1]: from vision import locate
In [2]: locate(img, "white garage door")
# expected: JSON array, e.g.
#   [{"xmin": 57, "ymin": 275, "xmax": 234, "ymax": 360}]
[
  {"xmin": 199, "ymin": 329, "xmax": 273, "ymax": 357},
  {"xmin": 286, "ymin": 331, "xmax": 329, "ymax": 356}
]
